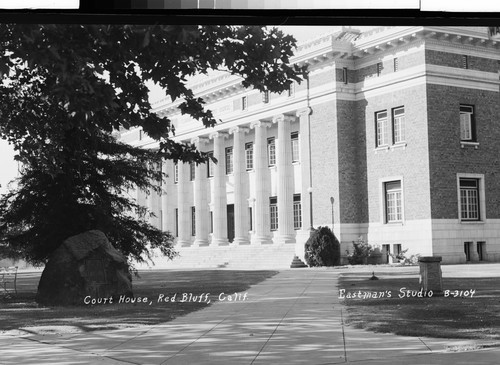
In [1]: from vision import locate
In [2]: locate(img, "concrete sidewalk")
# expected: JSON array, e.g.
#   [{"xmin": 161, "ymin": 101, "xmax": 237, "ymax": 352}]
[{"xmin": 1, "ymin": 269, "xmax": 499, "ymax": 364}]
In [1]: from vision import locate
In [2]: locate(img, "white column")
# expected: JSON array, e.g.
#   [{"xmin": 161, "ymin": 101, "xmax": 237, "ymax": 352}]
[
  {"xmin": 177, "ymin": 161, "xmax": 191, "ymax": 247},
  {"xmin": 273, "ymin": 114, "xmax": 296, "ymax": 244},
  {"xmin": 295, "ymin": 107, "xmax": 313, "ymax": 259},
  {"xmin": 192, "ymin": 137, "xmax": 210, "ymax": 246},
  {"xmin": 229, "ymin": 126, "xmax": 250, "ymax": 245},
  {"xmin": 250, "ymin": 120, "xmax": 272, "ymax": 245},
  {"xmin": 210, "ymin": 131, "xmax": 229, "ymax": 246},
  {"xmin": 297, "ymin": 107, "xmax": 313, "ymax": 231}
]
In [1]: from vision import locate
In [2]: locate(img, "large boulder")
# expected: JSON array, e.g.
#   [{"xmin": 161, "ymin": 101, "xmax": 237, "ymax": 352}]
[{"xmin": 37, "ymin": 230, "xmax": 133, "ymax": 306}]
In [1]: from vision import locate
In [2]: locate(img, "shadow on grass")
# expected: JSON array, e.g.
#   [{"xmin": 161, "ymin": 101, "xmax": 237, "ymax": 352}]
[
  {"xmin": 338, "ymin": 272, "xmax": 500, "ymax": 340},
  {"xmin": 0, "ymin": 270, "xmax": 277, "ymax": 334}
]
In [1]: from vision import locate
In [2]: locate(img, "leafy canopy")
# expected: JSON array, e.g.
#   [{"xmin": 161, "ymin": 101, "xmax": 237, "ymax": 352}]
[{"xmin": 0, "ymin": 25, "xmax": 308, "ymax": 265}]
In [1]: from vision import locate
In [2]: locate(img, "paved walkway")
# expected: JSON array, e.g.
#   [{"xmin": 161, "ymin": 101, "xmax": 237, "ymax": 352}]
[{"xmin": 1, "ymin": 269, "xmax": 499, "ymax": 364}]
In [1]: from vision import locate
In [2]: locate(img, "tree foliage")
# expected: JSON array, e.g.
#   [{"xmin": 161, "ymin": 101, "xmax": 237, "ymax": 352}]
[{"xmin": 0, "ymin": 25, "xmax": 308, "ymax": 265}]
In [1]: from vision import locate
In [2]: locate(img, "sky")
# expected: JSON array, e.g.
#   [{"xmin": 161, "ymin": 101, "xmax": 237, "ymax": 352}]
[{"xmin": 0, "ymin": 25, "xmax": 360, "ymax": 196}]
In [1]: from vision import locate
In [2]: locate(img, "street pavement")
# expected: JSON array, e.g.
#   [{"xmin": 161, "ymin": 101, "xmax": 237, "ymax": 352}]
[{"xmin": 1, "ymin": 267, "xmax": 499, "ymax": 364}]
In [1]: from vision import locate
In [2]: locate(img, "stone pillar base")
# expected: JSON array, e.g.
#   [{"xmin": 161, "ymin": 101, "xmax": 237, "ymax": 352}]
[
  {"xmin": 233, "ymin": 237, "xmax": 250, "ymax": 245},
  {"xmin": 419, "ymin": 256, "xmax": 443, "ymax": 294},
  {"xmin": 276, "ymin": 235, "xmax": 296, "ymax": 244},
  {"xmin": 193, "ymin": 239, "xmax": 209, "ymax": 247},
  {"xmin": 178, "ymin": 240, "xmax": 192, "ymax": 247},
  {"xmin": 212, "ymin": 238, "xmax": 229, "ymax": 246},
  {"xmin": 251, "ymin": 235, "xmax": 273, "ymax": 245}
]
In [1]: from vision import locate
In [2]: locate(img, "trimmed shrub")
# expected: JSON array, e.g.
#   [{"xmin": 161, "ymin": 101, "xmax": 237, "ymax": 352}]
[
  {"xmin": 304, "ymin": 226, "xmax": 340, "ymax": 267},
  {"xmin": 346, "ymin": 238, "xmax": 374, "ymax": 265}
]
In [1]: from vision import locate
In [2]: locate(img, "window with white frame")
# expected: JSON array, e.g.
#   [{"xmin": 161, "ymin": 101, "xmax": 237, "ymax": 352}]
[
  {"xmin": 245, "ymin": 142, "xmax": 253, "ymax": 170},
  {"xmin": 225, "ymin": 147, "xmax": 233, "ymax": 175},
  {"xmin": 293, "ymin": 194, "xmax": 302, "ymax": 229},
  {"xmin": 392, "ymin": 107, "xmax": 405, "ymax": 144},
  {"xmin": 241, "ymin": 96, "xmax": 248, "ymax": 110},
  {"xmin": 267, "ymin": 137, "xmax": 276, "ymax": 167},
  {"xmin": 270, "ymin": 196, "xmax": 278, "ymax": 231},
  {"xmin": 385, "ymin": 180, "xmax": 402, "ymax": 223},
  {"xmin": 207, "ymin": 151, "xmax": 214, "ymax": 177},
  {"xmin": 376, "ymin": 111, "xmax": 389, "ymax": 147},
  {"xmin": 287, "ymin": 83, "xmax": 295, "ymax": 97},
  {"xmin": 460, "ymin": 105, "xmax": 475, "ymax": 142},
  {"xmin": 393, "ymin": 57, "xmax": 399, "ymax": 72},
  {"xmin": 377, "ymin": 62, "xmax": 382, "ymax": 76},
  {"xmin": 459, "ymin": 178, "xmax": 480, "ymax": 221},
  {"xmin": 291, "ymin": 132, "xmax": 299, "ymax": 163}
]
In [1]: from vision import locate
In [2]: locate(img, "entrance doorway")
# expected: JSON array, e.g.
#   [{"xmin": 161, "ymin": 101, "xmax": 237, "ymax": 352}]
[{"xmin": 227, "ymin": 204, "xmax": 235, "ymax": 243}]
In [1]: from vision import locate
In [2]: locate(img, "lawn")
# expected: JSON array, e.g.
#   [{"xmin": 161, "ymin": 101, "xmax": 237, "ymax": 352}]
[
  {"xmin": 0, "ymin": 269, "xmax": 277, "ymax": 335},
  {"xmin": 338, "ymin": 267, "xmax": 500, "ymax": 340}
]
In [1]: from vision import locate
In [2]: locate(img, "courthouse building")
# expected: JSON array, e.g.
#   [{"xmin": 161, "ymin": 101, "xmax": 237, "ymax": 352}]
[{"xmin": 120, "ymin": 26, "xmax": 500, "ymax": 268}]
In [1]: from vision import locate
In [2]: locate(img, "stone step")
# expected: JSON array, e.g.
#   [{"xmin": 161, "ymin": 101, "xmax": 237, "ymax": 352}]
[
  {"xmin": 290, "ymin": 255, "xmax": 308, "ymax": 268},
  {"xmin": 141, "ymin": 244, "xmax": 297, "ymax": 270}
]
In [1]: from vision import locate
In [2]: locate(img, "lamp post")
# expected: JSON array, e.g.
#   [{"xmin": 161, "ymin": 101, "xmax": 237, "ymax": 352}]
[{"xmin": 330, "ymin": 196, "xmax": 334, "ymax": 232}]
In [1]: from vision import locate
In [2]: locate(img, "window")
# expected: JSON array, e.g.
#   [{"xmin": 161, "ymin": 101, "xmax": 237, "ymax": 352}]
[
  {"xmin": 291, "ymin": 132, "xmax": 299, "ymax": 163},
  {"xmin": 342, "ymin": 67, "xmax": 348, "ymax": 84},
  {"xmin": 385, "ymin": 181, "xmax": 402, "ymax": 223},
  {"xmin": 139, "ymin": 130, "xmax": 143, "ymax": 140},
  {"xmin": 288, "ymin": 83, "xmax": 295, "ymax": 97},
  {"xmin": 241, "ymin": 96, "xmax": 248, "ymax": 110},
  {"xmin": 462, "ymin": 55, "xmax": 468, "ymax": 69},
  {"xmin": 460, "ymin": 105, "xmax": 475, "ymax": 142},
  {"xmin": 190, "ymin": 162, "xmax": 195, "ymax": 181},
  {"xmin": 459, "ymin": 178, "xmax": 480, "ymax": 221},
  {"xmin": 175, "ymin": 208, "xmax": 178, "ymax": 237},
  {"xmin": 174, "ymin": 163, "xmax": 179, "ymax": 184},
  {"xmin": 225, "ymin": 147, "xmax": 233, "ymax": 175},
  {"xmin": 393, "ymin": 244, "xmax": 402, "ymax": 257},
  {"xmin": 376, "ymin": 111, "xmax": 389, "ymax": 147},
  {"xmin": 293, "ymin": 194, "xmax": 302, "ymax": 230},
  {"xmin": 464, "ymin": 241, "xmax": 473, "ymax": 261},
  {"xmin": 377, "ymin": 62, "xmax": 382, "ymax": 76},
  {"xmin": 392, "ymin": 107, "xmax": 405, "ymax": 144},
  {"xmin": 262, "ymin": 90, "xmax": 269, "ymax": 104},
  {"xmin": 477, "ymin": 241, "xmax": 486, "ymax": 261},
  {"xmin": 191, "ymin": 207, "xmax": 196, "ymax": 236},
  {"xmin": 270, "ymin": 197, "xmax": 278, "ymax": 231},
  {"xmin": 245, "ymin": 142, "xmax": 254, "ymax": 170},
  {"xmin": 249, "ymin": 207, "xmax": 253, "ymax": 231},
  {"xmin": 393, "ymin": 58, "xmax": 399, "ymax": 72},
  {"xmin": 267, "ymin": 137, "xmax": 276, "ymax": 166},
  {"xmin": 207, "ymin": 151, "xmax": 214, "ymax": 177},
  {"xmin": 210, "ymin": 211, "xmax": 213, "ymax": 233}
]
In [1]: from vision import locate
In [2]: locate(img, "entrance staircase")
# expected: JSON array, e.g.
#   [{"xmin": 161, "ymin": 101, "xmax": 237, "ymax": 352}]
[{"xmin": 142, "ymin": 243, "xmax": 298, "ymax": 270}]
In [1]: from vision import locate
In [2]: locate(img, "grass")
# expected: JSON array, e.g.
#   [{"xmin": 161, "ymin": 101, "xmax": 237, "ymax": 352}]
[
  {"xmin": 0, "ymin": 269, "xmax": 277, "ymax": 335},
  {"xmin": 338, "ymin": 269, "xmax": 500, "ymax": 341}
]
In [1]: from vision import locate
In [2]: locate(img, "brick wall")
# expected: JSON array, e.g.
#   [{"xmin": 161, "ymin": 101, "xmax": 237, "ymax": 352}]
[
  {"xmin": 337, "ymin": 99, "xmax": 368, "ymax": 224},
  {"xmin": 309, "ymin": 100, "xmax": 339, "ymax": 227},
  {"xmin": 362, "ymin": 84, "xmax": 432, "ymax": 223},
  {"xmin": 425, "ymin": 50, "xmax": 498, "ymax": 72},
  {"xmin": 354, "ymin": 48, "xmax": 426, "ymax": 83},
  {"xmin": 426, "ymin": 84, "xmax": 500, "ymax": 219}
]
